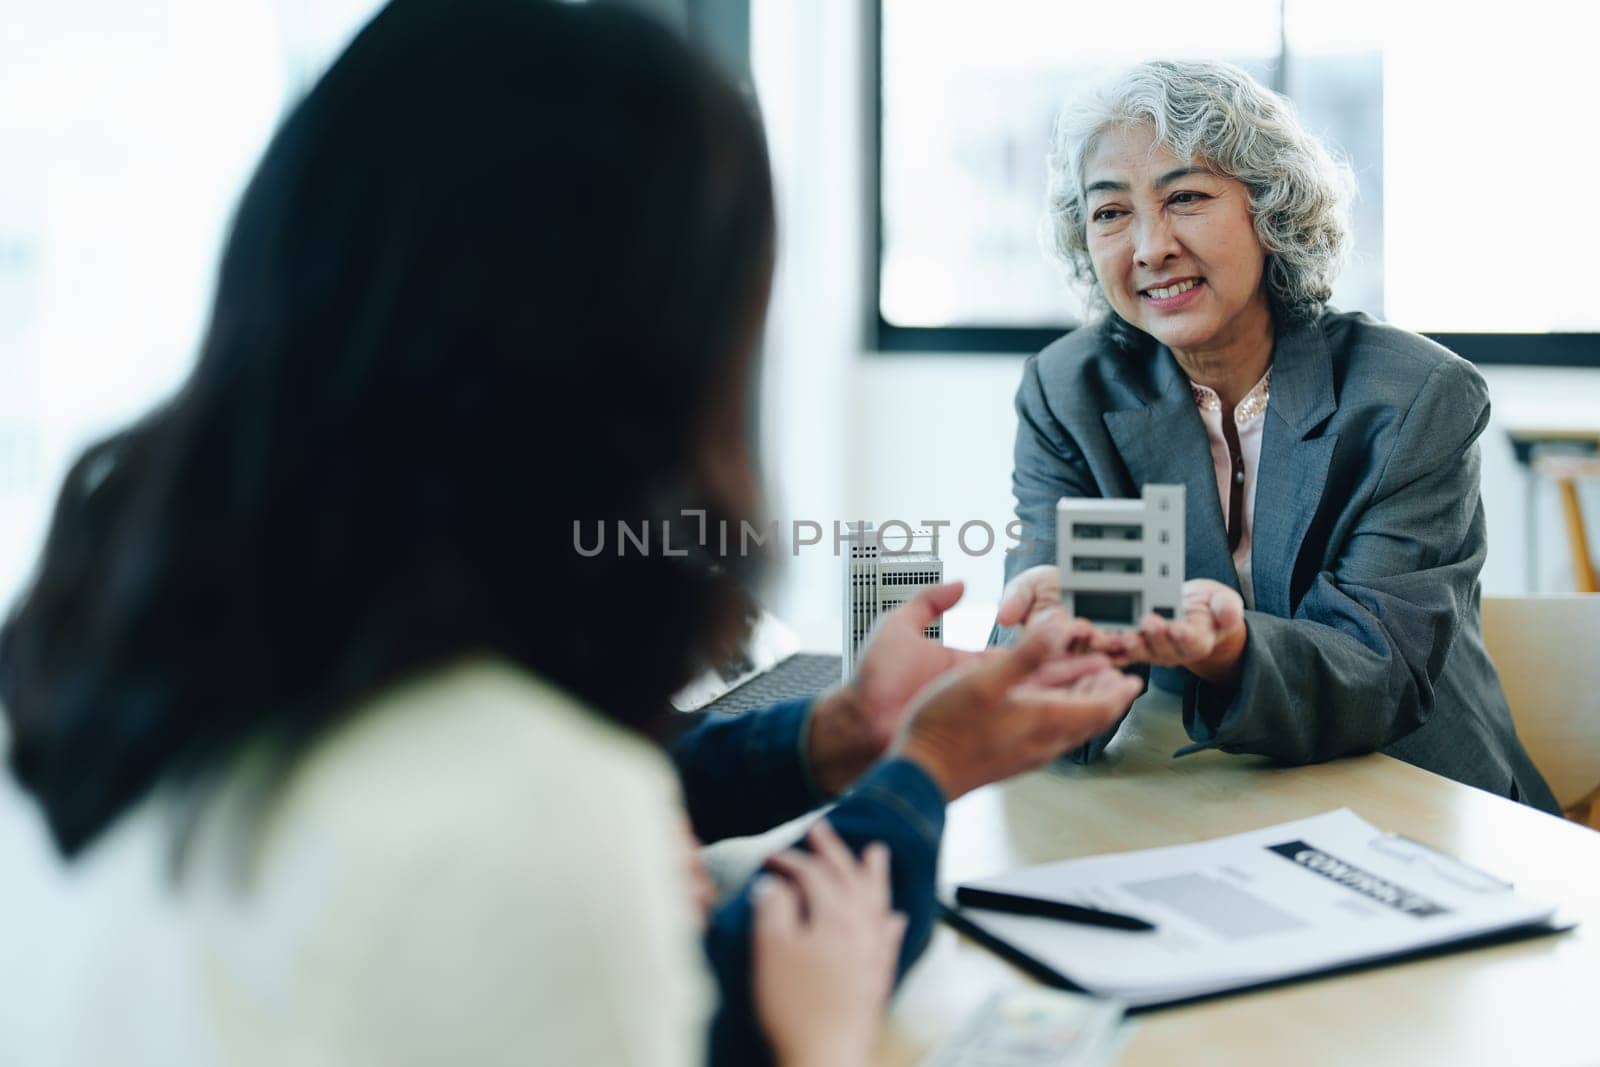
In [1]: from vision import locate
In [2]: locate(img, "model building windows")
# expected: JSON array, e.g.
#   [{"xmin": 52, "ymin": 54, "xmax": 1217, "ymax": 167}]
[
  {"xmin": 883, "ymin": 569, "xmax": 941, "ymax": 586},
  {"xmin": 1056, "ymin": 485, "xmax": 1185, "ymax": 630},
  {"xmin": 1075, "ymin": 592, "xmax": 1140, "ymax": 627},
  {"xmin": 1072, "ymin": 523, "xmax": 1143, "ymax": 542},
  {"xmin": 1074, "ymin": 557, "xmax": 1143, "ymax": 574},
  {"xmin": 842, "ymin": 524, "xmax": 943, "ymax": 677}
]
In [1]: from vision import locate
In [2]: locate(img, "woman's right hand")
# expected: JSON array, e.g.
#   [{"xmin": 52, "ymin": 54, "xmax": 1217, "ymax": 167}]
[
  {"xmin": 995, "ymin": 564, "xmax": 1063, "ymax": 630},
  {"xmin": 752, "ymin": 822, "xmax": 906, "ymax": 1067},
  {"xmin": 891, "ymin": 610, "xmax": 1143, "ymax": 801}
]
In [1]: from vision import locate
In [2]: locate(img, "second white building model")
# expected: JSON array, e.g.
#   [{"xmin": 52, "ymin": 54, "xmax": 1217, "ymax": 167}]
[
  {"xmin": 842, "ymin": 522, "xmax": 943, "ymax": 678},
  {"xmin": 1056, "ymin": 485, "xmax": 1184, "ymax": 629}
]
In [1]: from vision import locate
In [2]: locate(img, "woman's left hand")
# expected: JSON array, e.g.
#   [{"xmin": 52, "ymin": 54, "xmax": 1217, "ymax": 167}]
[
  {"xmin": 676, "ymin": 816, "xmax": 715, "ymax": 928},
  {"xmin": 753, "ymin": 822, "xmax": 906, "ymax": 1067},
  {"xmin": 1097, "ymin": 579, "xmax": 1248, "ymax": 686}
]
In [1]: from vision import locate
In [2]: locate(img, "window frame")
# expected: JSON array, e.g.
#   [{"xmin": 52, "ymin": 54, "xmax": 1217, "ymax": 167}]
[{"xmin": 867, "ymin": 3, "xmax": 1600, "ymax": 367}]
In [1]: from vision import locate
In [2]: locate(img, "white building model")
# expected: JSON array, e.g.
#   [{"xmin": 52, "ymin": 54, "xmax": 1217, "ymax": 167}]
[
  {"xmin": 842, "ymin": 522, "xmax": 943, "ymax": 679},
  {"xmin": 1056, "ymin": 484, "xmax": 1184, "ymax": 630}
]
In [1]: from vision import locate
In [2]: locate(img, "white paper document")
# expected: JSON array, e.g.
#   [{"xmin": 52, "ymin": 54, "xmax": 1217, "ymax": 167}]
[{"xmin": 945, "ymin": 809, "xmax": 1560, "ymax": 1007}]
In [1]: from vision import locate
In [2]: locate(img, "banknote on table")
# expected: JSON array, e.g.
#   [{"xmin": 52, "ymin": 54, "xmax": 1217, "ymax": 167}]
[{"xmin": 921, "ymin": 987, "xmax": 1128, "ymax": 1067}]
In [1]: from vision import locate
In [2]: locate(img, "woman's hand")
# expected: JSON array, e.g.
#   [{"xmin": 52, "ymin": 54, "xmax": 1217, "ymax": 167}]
[
  {"xmin": 995, "ymin": 564, "xmax": 1065, "ymax": 631},
  {"xmin": 809, "ymin": 580, "xmax": 1104, "ymax": 795},
  {"xmin": 675, "ymin": 816, "xmax": 715, "ymax": 928},
  {"xmin": 1097, "ymin": 578, "xmax": 1247, "ymax": 685},
  {"xmin": 890, "ymin": 612, "xmax": 1143, "ymax": 801},
  {"xmin": 1001, "ymin": 567, "xmax": 1247, "ymax": 686},
  {"xmin": 806, "ymin": 581, "xmax": 975, "ymax": 796},
  {"xmin": 752, "ymin": 822, "xmax": 907, "ymax": 1067}
]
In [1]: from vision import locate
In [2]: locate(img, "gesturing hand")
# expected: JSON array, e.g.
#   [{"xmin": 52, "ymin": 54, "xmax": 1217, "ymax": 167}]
[
  {"xmin": 994, "ymin": 564, "xmax": 1064, "ymax": 631},
  {"xmin": 675, "ymin": 816, "xmax": 714, "ymax": 929},
  {"xmin": 806, "ymin": 581, "xmax": 976, "ymax": 796},
  {"xmin": 891, "ymin": 612, "xmax": 1144, "ymax": 801},
  {"xmin": 752, "ymin": 821, "xmax": 906, "ymax": 1067}
]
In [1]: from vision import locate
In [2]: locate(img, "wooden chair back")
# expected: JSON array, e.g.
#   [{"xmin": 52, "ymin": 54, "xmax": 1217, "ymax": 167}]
[{"xmin": 1482, "ymin": 594, "xmax": 1600, "ymax": 826}]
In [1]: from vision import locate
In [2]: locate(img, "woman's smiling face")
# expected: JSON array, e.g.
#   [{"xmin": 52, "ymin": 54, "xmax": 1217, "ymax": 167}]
[{"xmin": 1083, "ymin": 124, "xmax": 1271, "ymax": 359}]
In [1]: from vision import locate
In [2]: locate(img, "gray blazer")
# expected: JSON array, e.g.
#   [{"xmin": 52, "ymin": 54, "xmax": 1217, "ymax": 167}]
[{"xmin": 1005, "ymin": 308, "xmax": 1558, "ymax": 813}]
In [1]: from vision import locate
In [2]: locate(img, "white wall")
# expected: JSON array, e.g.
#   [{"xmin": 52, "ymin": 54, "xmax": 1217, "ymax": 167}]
[
  {"xmin": 750, "ymin": 0, "xmax": 865, "ymax": 648},
  {"xmin": 847, "ymin": 357, "xmax": 1021, "ymax": 607}
]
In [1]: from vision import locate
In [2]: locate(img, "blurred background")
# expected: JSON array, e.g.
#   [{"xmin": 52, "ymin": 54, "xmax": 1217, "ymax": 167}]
[
  {"xmin": 3, "ymin": 0, "xmax": 1600, "ymax": 647},
  {"xmin": 3, "ymin": 1, "xmax": 1600, "ymax": 1055}
]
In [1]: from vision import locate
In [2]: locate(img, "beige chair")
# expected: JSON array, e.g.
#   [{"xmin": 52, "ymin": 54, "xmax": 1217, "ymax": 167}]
[{"xmin": 1481, "ymin": 595, "xmax": 1600, "ymax": 829}]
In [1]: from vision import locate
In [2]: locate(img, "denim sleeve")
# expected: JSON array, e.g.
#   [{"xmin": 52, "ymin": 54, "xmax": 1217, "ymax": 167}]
[
  {"xmin": 701, "ymin": 758, "xmax": 946, "ymax": 1067},
  {"xmin": 669, "ymin": 697, "xmax": 827, "ymax": 844}
]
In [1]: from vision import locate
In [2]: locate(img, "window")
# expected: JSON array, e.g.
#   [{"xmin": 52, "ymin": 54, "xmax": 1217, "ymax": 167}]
[{"xmin": 875, "ymin": 0, "xmax": 1600, "ymax": 365}]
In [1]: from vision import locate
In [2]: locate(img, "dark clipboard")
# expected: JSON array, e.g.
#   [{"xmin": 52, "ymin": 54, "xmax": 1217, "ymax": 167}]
[{"xmin": 938, "ymin": 901, "xmax": 1577, "ymax": 1014}]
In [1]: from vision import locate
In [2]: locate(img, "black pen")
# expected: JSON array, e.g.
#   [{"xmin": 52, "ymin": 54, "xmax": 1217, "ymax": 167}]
[{"xmin": 955, "ymin": 885, "xmax": 1158, "ymax": 932}]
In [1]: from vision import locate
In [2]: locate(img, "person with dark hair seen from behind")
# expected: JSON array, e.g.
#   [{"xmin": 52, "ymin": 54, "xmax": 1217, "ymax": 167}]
[{"xmin": 0, "ymin": 3, "xmax": 1142, "ymax": 1065}]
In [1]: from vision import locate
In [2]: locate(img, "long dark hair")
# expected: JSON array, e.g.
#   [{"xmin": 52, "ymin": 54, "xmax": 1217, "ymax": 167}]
[{"xmin": 1, "ymin": 0, "xmax": 775, "ymax": 857}]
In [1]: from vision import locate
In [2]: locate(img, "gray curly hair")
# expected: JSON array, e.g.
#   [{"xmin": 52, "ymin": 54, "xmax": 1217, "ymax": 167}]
[{"xmin": 1043, "ymin": 59, "xmax": 1355, "ymax": 327}]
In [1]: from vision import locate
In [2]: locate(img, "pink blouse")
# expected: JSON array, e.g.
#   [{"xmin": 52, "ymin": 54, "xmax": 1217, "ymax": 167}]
[{"xmin": 1189, "ymin": 368, "xmax": 1271, "ymax": 610}]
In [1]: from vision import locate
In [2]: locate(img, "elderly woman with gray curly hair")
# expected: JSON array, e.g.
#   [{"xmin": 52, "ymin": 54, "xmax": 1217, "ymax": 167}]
[{"xmin": 997, "ymin": 59, "xmax": 1557, "ymax": 812}]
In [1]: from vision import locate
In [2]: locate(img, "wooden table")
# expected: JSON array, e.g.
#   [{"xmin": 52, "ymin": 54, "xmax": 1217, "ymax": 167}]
[{"xmin": 880, "ymin": 691, "xmax": 1600, "ymax": 1066}]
